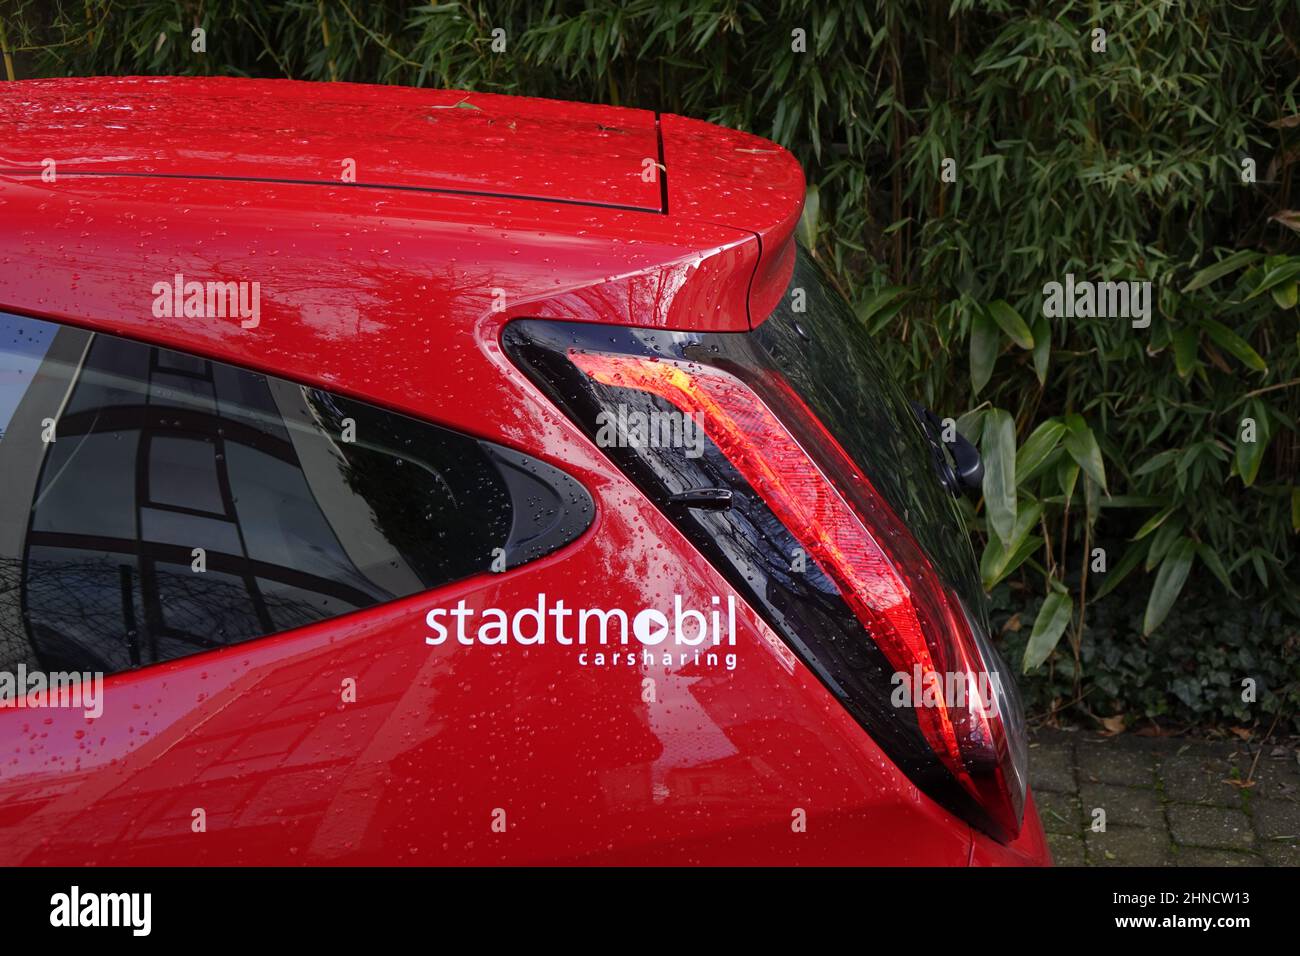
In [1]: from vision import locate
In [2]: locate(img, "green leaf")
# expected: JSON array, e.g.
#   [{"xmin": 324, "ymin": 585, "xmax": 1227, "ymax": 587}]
[
  {"xmin": 1245, "ymin": 261, "xmax": 1300, "ymax": 300},
  {"xmin": 1131, "ymin": 503, "xmax": 1176, "ymax": 540},
  {"xmin": 956, "ymin": 408, "xmax": 987, "ymax": 445},
  {"xmin": 979, "ymin": 499, "xmax": 1043, "ymax": 589},
  {"xmin": 1062, "ymin": 413, "xmax": 1107, "ymax": 493},
  {"xmin": 1293, "ymin": 488, "xmax": 1300, "ymax": 533},
  {"xmin": 1093, "ymin": 537, "xmax": 1152, "ymax": 600},
  {"xmin": 1057, "ymin": 458, "xmax": 1080, "ymax": 501},
  {"xmin": 1022, "ymin": 589, "xmax": 1073, "ymax": 672},
  {"xmin": 1272, "ymin": 280, "xmax": 1297, "ymax": 309},
  {"xmin": 987, "ymin": 299, "xmax": 1034, "ymax": 349},
  {"xmin": 797, "ymin": 183, "xmax": 820, "ymax": 251},
  {"xmin": 856, "ymin": 286, "xmax": 908, "ymax": 326},
  {"xmin": 865, "ymin": 300, "xmax": 907, "ymax": 334},
  {"xmin": 1084, "ymin": 474, "xmax": 1101, "ymax": 528},
  {"xmin": 1146, "ymin": 514, "xmax": 1187, "ymax": 570},
  {"xmin": 1020, "ymin": 446, "xmax": 1063, "ymax": 487},
  {"xmin": 1014, "ymin": 419, "xmax": 1066, "ymax": 483},
  {"xmin": 1180, "ymin": 249, "xmax": 1260, "ymax": 292},
  {"xmin": 1200, "ymin": 318, "xmax": 1267, "ymax": 372},
  {"xmin": 1133, "ymin": 449, "xmax": 1179, "ymax": 478},
  {"xmin": 982, "ymin": 534, "xmax": 1043, "ymax": 591},
  {"xmin": 1234, "ymin": 402, "xmax": 1271, "ymax": 486},
  {"xmin": 970, "ymin": 307, "xmax": 999, "ymax": 396},
  {"xmin": 1196, "ymin": 542, "xmax": 1236, "ymax": 596},
  {"xmin": 966, "ymin": 154, "xmax": 1003, "ymax": 171},
  {"xmin": 1142, "ymin": 538, "xmax": 1196, "ymax": 636},
  {"xmin": 981, "ymin": 409, "xmax": 1017, "ymax": 545},
  {"xmin": 1031, "ymin": 315, "xmax": 1050, "ymax": 384},
  {"xmin": 1118, "ymin": 496, "xmax": 1171, "ymax": 507},
  {"xmin": 1172, "ymin": 327, "xmax": 1198, "ymax": 378},
  {"xmin": 1251, "ymin": 549, "xmax": 1269, "ymax": 589}
]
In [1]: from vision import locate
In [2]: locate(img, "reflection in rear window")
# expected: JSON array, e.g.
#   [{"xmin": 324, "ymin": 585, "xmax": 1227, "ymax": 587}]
[{"xmin": 0, "ymin": 312, "xmax": 590, "ymax": 675}]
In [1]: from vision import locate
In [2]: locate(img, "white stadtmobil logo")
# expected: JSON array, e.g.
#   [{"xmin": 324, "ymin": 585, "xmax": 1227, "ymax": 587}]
[
  {"xmin": 426, "ymin": 593, "xmax": 738, "ymax": 670},
  {"xmin": 50, "ymin": 886, "xmax": 151, "ymax": 936}
]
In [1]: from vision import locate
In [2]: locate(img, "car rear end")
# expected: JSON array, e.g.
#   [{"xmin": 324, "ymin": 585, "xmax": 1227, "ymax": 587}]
[
  {"xmin": 0, "ymin": 76, "xmax": 1048, "ymax": 865},
  {"xmin": 503, "ymin": 242, "xmax": 1047, "ymax": 857}
]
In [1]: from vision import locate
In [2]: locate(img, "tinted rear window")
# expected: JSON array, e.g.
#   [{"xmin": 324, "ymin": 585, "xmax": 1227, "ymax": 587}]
[{"xmin": 754, "ymin": 248, "xmax": 986, "ymax": 622}]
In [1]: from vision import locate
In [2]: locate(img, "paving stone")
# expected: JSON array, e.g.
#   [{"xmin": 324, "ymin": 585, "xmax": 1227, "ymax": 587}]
[
  {"xmin": 1169, "ymin": 847, "xmax": 1264, "ymax": 867},
  {"xmin": 1024, "ymin": 732, "xmax": 1300, "ymax": 866},
  {"xmin": 1168, "ymin": 805, "xmax": 1254, "ymax": 849},
  {"xmin": 1161, "ymin": 736, "xmax": 1245, "ymax": 758},
  {"xmin": 1079, "ymin": 782, "xmax": 1163, "ymax": 829},
  {"xmin": 1161, "ymin": 753, "xmax": 1246, "ymax": 807},
  {"xmin": 1251, "ymin": 800, "xmax": 1300, "ymax": 843},
  {"xmin": 1077, "ymin": 742, "xmax": 1154, "ymax": 787},
  {"xmin": 1249, "ymin": 751, "xmax": 1300, "ymax": 803},
  {"xmin": 1085, "ymin": 824, "xmax": 1172, "ymax": 866},
  {"xmin": 1261, "ymin": 842, "xmax": 1300, "ymax": 867},
  {"xmin": 1045, "ymin": 831, "xmax": 1085, "ymax": 866},
  {"xmin": 1036, "ymin": 789, "xmax": 1080, "ymax": 835},
  {"xmin": 1028, "ymin": 740, "xmax": 1075, "ymax": 793}
]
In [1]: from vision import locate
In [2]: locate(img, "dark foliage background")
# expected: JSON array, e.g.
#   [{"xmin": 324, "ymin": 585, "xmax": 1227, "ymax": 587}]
[{"xmin": 4, "ymin": 0, "xmax": 1298, "ymax": 731}]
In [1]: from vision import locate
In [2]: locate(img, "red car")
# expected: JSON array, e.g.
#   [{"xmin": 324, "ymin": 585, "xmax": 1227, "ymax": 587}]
[{"xmin": 0, "ymin": 76, "xmax": 1048, "ymax": 866}]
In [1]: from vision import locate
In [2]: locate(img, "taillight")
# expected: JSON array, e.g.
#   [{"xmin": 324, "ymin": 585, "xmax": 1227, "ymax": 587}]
[{"xmin": 504, "ymin": 318, "xmax": 1027, "ymax": 842}]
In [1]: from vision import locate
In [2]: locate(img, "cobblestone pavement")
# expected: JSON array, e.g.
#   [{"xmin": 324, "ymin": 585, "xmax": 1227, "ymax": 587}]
[{"xmin": 1029, "ymin": 728, "xmax": 1300, "ymax": 866}]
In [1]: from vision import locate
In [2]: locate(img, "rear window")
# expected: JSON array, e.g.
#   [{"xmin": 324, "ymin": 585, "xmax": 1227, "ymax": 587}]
[
  {"xmin": 753, "ymin": 247, "xmax": 986, "ymax": 622},
  {"xmin": 0, "ymin": 312, "xmax": 591, "ymax": 675}
]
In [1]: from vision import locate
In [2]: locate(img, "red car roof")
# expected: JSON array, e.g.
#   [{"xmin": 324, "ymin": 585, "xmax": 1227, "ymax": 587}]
[{"xmin": 0, "ymin": 77, "xmax": 803, "ymax": 332}]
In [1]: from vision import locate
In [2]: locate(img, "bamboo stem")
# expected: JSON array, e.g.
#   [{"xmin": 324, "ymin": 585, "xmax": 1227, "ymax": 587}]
[
  {"xmin": 0, "ymin": 15, "xmax": 16, "ymax": 81},
  {"xmin": 318, "ymin": 0, "xmax": 337, "ymax": 81}
]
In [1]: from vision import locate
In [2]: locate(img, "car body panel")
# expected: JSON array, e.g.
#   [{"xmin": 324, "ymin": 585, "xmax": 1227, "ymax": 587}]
[{"xmin": 970, "ymin": 792, "xmax": 1051, "ymax": 866}]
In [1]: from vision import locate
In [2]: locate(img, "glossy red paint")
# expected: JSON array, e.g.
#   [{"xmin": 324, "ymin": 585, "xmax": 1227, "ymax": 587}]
[
  {"xmin": 970, "ymin": 793, "xmax": 1052, "ymax": 866},
  {"xmin": 0, "ymin": 76, "xmax": 802, "ymax": 330},
  {"xmin": 0, "ymin": 77, "xmax": 666, "ymax": 211},
  {"xmin": 659, "ymin": 112, "xmax": 803, "ymax": 322},
  {"xmin": 0, "ymin": 77, "xmax": 1049, "ymax": 865}
]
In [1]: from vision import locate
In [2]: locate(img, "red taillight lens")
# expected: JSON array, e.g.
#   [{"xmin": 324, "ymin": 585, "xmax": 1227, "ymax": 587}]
[{"xmin": 570, "ymin": 350, "xmax": 1024, "ymax": 839}]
